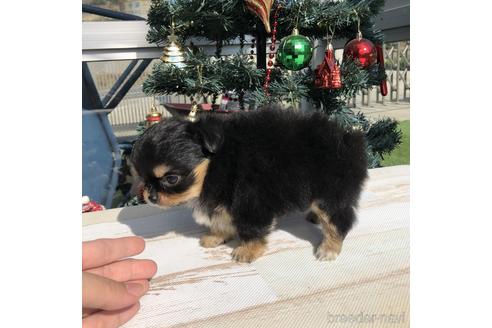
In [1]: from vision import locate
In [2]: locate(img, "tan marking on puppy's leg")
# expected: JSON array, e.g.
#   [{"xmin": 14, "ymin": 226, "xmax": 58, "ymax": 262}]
[
  {"xmin": 231, "ymin": 239, "xmax": 267, "ymax": 263},
  {"xmin": 142, "ymin": 189, "xmax": 149, "ymax": 203},
  {"xmin": 153, "ymin": 165, "xmax": 170, "ymax": 178},
  {"xmin": 157, "ymin": 159, "xmax": 210, "ymax": 207},
  {"xmin": 200, "ymin": 234, "xmax": 225, "ymax": 248},
  {"xmin": 311, "ymin": 203, "xmax": 343, "ymax": 261},
  {"xmin": 199, "ymin": 206, "xmax": 236, "ymax": 248}
]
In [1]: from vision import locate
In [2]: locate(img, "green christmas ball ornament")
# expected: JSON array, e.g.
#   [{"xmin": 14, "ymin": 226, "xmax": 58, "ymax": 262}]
[{"xmin": 276, "ymin": 28, "xmax": 313, "ymax": 71}]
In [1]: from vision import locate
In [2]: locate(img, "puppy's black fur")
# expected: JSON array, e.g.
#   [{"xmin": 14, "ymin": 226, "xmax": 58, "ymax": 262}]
[{"xmin": 131, "ymin": 108, "xmax": 368, "ymax": 261}]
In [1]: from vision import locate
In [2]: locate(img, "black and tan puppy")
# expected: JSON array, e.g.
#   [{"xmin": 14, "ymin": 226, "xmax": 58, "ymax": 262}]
[{"xmin": 131, "ymin": 108, "xmax": 368, "ymax": 263}]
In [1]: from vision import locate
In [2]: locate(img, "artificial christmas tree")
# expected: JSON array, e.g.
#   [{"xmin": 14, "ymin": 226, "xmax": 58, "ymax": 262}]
[{"xmin": 143, "ymin": 0, "xmax": 401, "ymax": 167}]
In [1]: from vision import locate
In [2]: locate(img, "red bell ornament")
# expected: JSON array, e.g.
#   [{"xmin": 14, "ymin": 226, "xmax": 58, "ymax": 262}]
[
  {"xmin": 343, "ymin": 32, "xmax": 377, "ymax": 68},
  {"xmin": 146, "ymin": 104, "xmax": 162, "ymax": 127}
]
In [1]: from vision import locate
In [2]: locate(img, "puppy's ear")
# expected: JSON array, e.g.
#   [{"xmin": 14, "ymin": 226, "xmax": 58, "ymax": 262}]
[{"xmin": 188, "ymin": 116, "xmax": 224, "ymax": 154}]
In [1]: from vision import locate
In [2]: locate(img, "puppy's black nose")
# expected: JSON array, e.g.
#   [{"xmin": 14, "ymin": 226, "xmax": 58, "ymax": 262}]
[{"xmin": 148, "ymin": 189, "xmax": 158, "ymax": 203}]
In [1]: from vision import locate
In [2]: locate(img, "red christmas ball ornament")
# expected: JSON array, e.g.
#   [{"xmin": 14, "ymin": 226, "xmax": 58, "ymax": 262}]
[{"xmin": 343, "ymin": 32, "xmax": 377, "ymax": 68}]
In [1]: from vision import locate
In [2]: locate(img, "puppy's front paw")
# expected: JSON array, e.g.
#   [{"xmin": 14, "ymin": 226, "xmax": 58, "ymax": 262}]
[
  {"xmin": 231, "ymin": 240, "xmax": 266, "ymax": 263},
  {"xmin": 200, "ymin": 234, "xmax": 225, "ymax": 248},
  {"xmin": 315, "ymin": 242, "xmax": 341, "ymax": 261}
]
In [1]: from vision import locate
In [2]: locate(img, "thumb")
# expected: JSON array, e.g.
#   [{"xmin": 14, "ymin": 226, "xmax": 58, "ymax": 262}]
[{"xmin": 82, "ymin": 272, "xmax": 149, "ymax": 311}]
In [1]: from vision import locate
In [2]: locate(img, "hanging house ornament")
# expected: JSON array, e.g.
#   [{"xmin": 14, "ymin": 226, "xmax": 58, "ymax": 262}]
[
  {"xmin": 314, "ymin": 43, "xmax": 342, "ymax": 89},
  {"xmin": 160, "ymin": 21, "xmax": 186, "ymax": 68},
  {"xmin": 276, "ymin": 28, "xmax": 313, "ymax": 71},
  {"xmin": 245, "ymin": 0, "xmax": 274, "ymax": 33},
  {"xmin": 343, "ymin": 31, "xmax": 377, "ymax": 68}
]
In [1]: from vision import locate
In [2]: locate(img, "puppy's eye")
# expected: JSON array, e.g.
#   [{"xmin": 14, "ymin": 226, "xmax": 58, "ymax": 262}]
[{"xmin": 162, "ymin": 174, "xmax": 180, "ymax": 186}]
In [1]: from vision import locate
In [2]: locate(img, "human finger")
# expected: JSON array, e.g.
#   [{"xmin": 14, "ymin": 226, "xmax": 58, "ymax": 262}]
[
  {"xmin": 82, "ymin": 237, "xmax": 145, "ymax": 270},
  {"xmin": 82, "ymin": 302, "xmax": 140, "ymax": 328},
  {"xmin": 82, "ymin": 272, "xmax": 149, "ymax": 310},
  {"xmin": 82, "ymin": 308, "xmax": 97, "ymax": 318},
  {"xmin": 85, "ymin": 259, "xmax": 157, "ymax": 282}
]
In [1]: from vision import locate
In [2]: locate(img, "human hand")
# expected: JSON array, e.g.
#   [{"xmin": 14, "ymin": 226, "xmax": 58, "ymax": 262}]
[{"xmin": 82, "ymin": 237, "xmax": 157, "ymax": 328}]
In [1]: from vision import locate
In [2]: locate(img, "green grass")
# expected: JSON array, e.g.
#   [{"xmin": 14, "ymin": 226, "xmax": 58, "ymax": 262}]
[{"xmin": 381, "ymin": 120, "xmax": 410, "ymax": 167}]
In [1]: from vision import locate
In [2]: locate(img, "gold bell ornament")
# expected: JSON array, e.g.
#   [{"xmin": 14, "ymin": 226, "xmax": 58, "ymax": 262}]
[
  {"xmin": 187, "ymin": 101, "xmax": 199, "ymax": 122},
  {"xmin": 146, "ymin": 104, "xmax": 163, "ymax": 127},
  {"xmin": 160, "ymin": 20, "xmax": 186, "ymax": 68}
]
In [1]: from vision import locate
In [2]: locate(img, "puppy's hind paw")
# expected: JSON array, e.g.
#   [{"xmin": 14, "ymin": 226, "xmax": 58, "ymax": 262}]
[{"xmin": 199, "ymin": 234, "xmax": 225, "ymax": 248}]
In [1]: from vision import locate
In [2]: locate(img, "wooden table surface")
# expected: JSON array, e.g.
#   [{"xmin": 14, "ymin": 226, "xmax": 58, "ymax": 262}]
[{"xmin": 83, "ymin": 165, "xmax": 410, "ymax": 328}]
